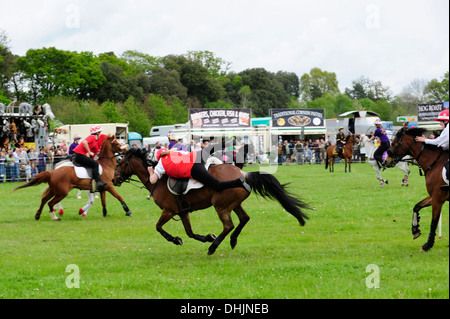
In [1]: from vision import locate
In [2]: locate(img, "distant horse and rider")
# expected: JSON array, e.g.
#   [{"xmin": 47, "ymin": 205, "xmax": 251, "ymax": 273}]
[
  {"xmin": 15, "ymin": 127, "xmax": 131, "ymax": 221},
  {"xmin": 325, "ymin": 127, "xmax": 359, "ymax": 173}
]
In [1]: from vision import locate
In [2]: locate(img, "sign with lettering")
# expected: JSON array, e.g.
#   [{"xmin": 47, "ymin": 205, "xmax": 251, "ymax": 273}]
[
  {"xmin": 417, "ymin": 103, "xmax": 444, "ymax": 122},
  {"xmin": 189, "ymin": 108, "xmax": 250, "ymax": 128},
  {"xmin": 271, "ymin": 109, "xmax": 324, "ymax": 127}
]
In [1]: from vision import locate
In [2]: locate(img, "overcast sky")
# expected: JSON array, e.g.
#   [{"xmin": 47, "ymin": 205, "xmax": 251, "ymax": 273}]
[{"xmin": 2, "ymin": 0, "xmax": 449, "ymax": 95}]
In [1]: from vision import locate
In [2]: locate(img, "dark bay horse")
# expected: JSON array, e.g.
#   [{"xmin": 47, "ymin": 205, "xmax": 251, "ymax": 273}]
[
  {"xmin": 386, "ymin": 127, "xmax": 449, "ymax": 251},
  {"xmin": 14, "ymin": 135, "xmax": 132, "ymax": 221},
  {"xmin": 113, "ymin": 148, "xmax": 310, "ymax": 255},
  {"xmin": 325, "ymin": 134, "xmax": 359, "ymax": 173}
]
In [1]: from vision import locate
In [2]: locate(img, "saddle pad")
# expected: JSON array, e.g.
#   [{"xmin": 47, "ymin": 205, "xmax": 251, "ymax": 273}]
[
  {"xmin": 167, "ymin": 177, "xmax": 203, "ymax": 195},
  {"xmin": 55, "ymin": 161, "xmax": 103, "ymax": 179},
  {"xmin": 443, "ymin": 167, "xmax": 449, "ymax": 185}
]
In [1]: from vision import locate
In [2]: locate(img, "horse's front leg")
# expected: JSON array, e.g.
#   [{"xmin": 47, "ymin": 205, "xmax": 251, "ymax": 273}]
[
  {"xmin": 180, "ymin": 213, "xmax": 216, "ymax": 243},
  {"xmin": 412, "ymin": 196, "xmax": 432, "ymax": 239},
  {"xmin": 156, "ymin": 209, "xmax": 184, "ymax": 246},
  {"xmin": 105, "ymin": 185, "xmax": 132, "ymax": 217},
  {"xmin": 421, "ymin": 198, "xmax": 443, "ymax": 252}
]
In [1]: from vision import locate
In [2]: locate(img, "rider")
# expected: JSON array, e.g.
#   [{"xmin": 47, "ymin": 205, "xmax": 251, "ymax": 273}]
[
  {"xmin": 73, "ymin": 125, "xmax": 107, "ymax": 192},
  {"xmin": 147, "ymin": 147, "xmax": 251, "ymax": 193},
  {"xmin": 168, "ymin": 132, "xmax": 187, "ymax": 151},
  {"xmin": 368, "ymin": 119, "xmax": 390, "ymax": 170},
  {"xmin": 335, "ymin": 126, "xmax": 346, "ymax": 156},
  {"xmin": 415, "ymin": 108, "xmax": 449, "ymax": 191}
]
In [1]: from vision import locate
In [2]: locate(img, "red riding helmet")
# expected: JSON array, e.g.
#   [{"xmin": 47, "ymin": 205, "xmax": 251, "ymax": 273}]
[
  {"xmin": 90, "ymin": 125, "xmax": 102, "ymax": 134},
  {"xmin": 436, "ymin": 109, "xmax": 449, "ymax": 122},
  {"xmin": 156, "ymin": 148, "xmax": 168, "ymax": 161}
]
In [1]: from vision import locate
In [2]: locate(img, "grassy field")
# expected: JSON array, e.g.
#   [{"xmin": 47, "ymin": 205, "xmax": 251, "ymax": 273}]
[{"xmin": 0, "ymin": 162, "xmax": 448, "ymax": 299}]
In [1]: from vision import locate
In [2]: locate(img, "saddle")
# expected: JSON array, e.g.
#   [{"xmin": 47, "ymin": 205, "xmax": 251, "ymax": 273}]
[
  {"xmin": 166, "ymin": 157, "xmax": 222, "ymax": 214},
  {"xmin": 55, "ymin": 160, "xmax": 103, "ymax": 179},
  {"xmin": 167, "ymin": 177, "xmax": 203, "ymax": 196}
]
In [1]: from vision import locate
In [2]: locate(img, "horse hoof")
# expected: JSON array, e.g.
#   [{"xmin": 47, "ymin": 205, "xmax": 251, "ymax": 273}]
[
  {"xmin": 206, "ymin": 234, "xmax": 217, "ymax": 242},
  {"xmin": 413, "ymin": 232, "xmax": 421, "ymax": 240},
  {"xmin": 174, "ymin": 237, "xmax": 183, "ymax": 246},
  {"xmin": 126, "ymin": 212, "xmax": 133, "ymax": 217},
  {"xmin": 35, "ymin": 214, "xmax": 40, "ymax": 221}
]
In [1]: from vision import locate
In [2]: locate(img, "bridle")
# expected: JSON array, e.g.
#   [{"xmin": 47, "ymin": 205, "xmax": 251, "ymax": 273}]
[
  {"xmin": 114, "ymin": 151, "xmax": 155, "ymax": 190},
  {"xmin": 390, "ymin": 130, "xmax": 444, "ymax": 176}
]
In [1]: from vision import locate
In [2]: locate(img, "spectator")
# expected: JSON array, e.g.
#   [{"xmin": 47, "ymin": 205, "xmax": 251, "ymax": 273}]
[
  {"xmin": 11, "ymin": 147, "xmax": 20, "ymax": 182},
  {"xmin": 0, "ymin": 151, "xmax": 6, "ymax": 183},
  {"xmin": 283, "ymin": 140, "xmax": 291, "ymax": 165},
  {"xmin": 69, "ymin": 134, "xmax": 82, "ymax": 155},
  {"xmin": 37, "ymin": 148, "xmax": 49, "ymax": 173},
  {"xmin": 277, "ymin": 142, "xmax": 284, "ymax": 165},
  {"xmin": 294, "ymin": 141, "xmax": 304, "ymax": 165},
  {"xmin": 304, "ymin": 145, "xmax": 312, "ymax": 164}
]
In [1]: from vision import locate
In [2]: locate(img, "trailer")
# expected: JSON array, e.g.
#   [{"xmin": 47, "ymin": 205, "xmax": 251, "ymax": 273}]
[{"xmin": 55, "ymin": 123, "xmax": 129, "ymax": 146}]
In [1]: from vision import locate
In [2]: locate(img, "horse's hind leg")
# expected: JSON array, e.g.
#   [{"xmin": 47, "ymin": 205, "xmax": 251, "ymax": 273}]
[
  {"xmin": 412, "ymin": 196, "xmax": 432, "ymax": 239},
  {"xmin": 208, "ymin": 208, "xmax": 234, "ymax": 255},
  {"xmin": 156, "ymin": 209, "xmax": 183, "ymax": 246},
  {"xmin": 180, "ymin": 213, "xmax": 217, "ymax": 243},
  {"xmin": 35, "ymin": 190, "xmax": 54, "ymax": 220},
  {"xmin": 48, "ymin": 194, "xmax": 67, "ymax": 221},
  {"xmin": 230, "ymin": 205, "xmax": 250, "ymax": 250}
]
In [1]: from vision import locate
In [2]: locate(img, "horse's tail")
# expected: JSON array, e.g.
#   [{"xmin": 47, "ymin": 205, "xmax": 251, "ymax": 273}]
[
  {"xmin": 245, "ymin": 171, "xmax": 310, "ymax": 226},
  {"xmin": 325, "ymin": 150, "xmax": 329, "ymax": 170},
  {"xmin": 13, "ymin": 171, "xmax": 52, "ymax": 191}
]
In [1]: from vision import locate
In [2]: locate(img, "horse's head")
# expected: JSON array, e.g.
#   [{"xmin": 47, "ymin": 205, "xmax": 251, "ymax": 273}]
[
  {"xmin": 385, "ymin": 127, "xmax": 426, "ymax": 167},
  {"xmin": 100, "ymin": 135, "xmax": 129, "ymax": 156},
  {"xmin": 113, "ymin": 148, "xmax": 152, "ymax": 186}
]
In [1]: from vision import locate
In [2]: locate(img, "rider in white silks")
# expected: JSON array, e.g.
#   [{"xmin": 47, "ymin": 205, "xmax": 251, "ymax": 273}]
[{"xmin": 415, "ymin": 108, "xmax": 449, "ymax": 192}]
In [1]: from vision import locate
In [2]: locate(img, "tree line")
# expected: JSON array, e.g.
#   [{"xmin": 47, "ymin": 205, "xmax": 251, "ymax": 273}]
[{"xmin": 1, "ymin": 30, "xmax": 448, "ymax": 136}]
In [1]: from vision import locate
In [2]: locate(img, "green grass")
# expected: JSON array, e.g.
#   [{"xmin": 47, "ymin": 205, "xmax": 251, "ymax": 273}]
[{"xmin": 0, "ymin": 163, "xmax": 448, "ymax": 299}]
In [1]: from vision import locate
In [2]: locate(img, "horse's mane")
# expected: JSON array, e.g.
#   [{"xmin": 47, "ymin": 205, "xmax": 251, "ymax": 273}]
[
  {"xmin": 396, "ymin": 127, "xmax": 427, "ymax": 139},
  {"xmin": 125, "ymin": 147, "xmax": 151, "ymax": 164}
]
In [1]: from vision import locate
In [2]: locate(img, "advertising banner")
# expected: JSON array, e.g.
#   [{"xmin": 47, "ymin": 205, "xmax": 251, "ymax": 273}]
[
  {"xmin": 271, "ymin": 109, "xmax": 324, "ymax": 127},
  {"xmin": 189, "ymin": 108, "xmax": 250, "ymax": 128},
  {"xmin": 417, "ymin": 103, "xmax": 444, "ymax": 122}
]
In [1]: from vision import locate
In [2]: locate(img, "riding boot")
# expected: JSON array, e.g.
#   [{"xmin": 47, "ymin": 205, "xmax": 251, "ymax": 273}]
[
  {"xmin": 440, "ymin": 185, "xmax": 449, "ymax": 192},
  {"xmin": 96, "ymin": 179, "xmax": 107, "ymax": 192}
]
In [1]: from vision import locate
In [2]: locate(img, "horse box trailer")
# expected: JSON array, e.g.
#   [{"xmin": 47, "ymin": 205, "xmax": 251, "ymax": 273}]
[{"xmin": 54, "ymin": 123, "xmax": 129, "ymax": 146}]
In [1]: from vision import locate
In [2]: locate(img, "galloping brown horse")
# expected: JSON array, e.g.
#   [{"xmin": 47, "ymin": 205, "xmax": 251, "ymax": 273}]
[
  {"xmin": 14, "ymin": 135, "xmax": 131, "ymax": 221},
  {"xmin": 325, "ymin": 134, "xmax": 359, "ymax": 173},
  {"xmin": 113, "ymin": 148, "xmax": 310, "ymax": 255},
  {"xmin": 386, "ymin": 127, "xmax": 449, "ymax": 251}
]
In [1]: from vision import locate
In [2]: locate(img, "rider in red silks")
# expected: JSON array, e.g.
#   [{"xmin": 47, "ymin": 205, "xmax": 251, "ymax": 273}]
[
  {"xmin": 73, "ymin": 125, "xmax": 107, "ymax": 191},
  {"xmin": 148, "ymin": 147, "xmax": 251, "ymax": 193}
]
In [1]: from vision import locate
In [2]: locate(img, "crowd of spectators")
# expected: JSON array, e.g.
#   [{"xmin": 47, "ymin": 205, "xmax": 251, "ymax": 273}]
[{"xmin": 0, "ymin": 140, "xmax": 70, "ymax": 183}]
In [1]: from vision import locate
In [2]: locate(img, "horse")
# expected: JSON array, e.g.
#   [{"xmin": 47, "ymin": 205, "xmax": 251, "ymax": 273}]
[
  {"xmin": 14, "ymin": 135, "xmax": 131, "ymax": 221},
  {"xmin": 113, "ymin": 148, "xmax": 310, "ymax": 255},
  {"xmin": 359, "ymin": 134, "xmax": 411, "ymax": 187},
  {"xmin": 325, "ymin": 134, "xmax": 359, "ymax": 173},
  {"xmin": 385, "ymin": 127, "xmax": 449, "ymax": 251}
]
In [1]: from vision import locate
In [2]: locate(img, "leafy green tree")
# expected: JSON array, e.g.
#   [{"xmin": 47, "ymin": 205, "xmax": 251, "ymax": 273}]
[
  {"xmin": 121, "ymin": 50, "xmax": 161, "ymax": 76},
  {"xmin": 123, "ymin": 96, "xmax": 151, "ymax": 136},
  {"xmin": 299, "ymin": 67, "xmax": 339, "ymax": 101},
  {"xmin": 92, "ymin": 61, "xmax": 143, "ymax": 103},
  {"xmin": 149, "ymin": 66, "xmax": 187, "ymax": 100},
  {"xmin": 16, "ymin": 47, "xmax": 105, "ymax": 103},
  {"xmin": 425, "ymin": 71, "xmax": 449, "ymax": 102}
]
